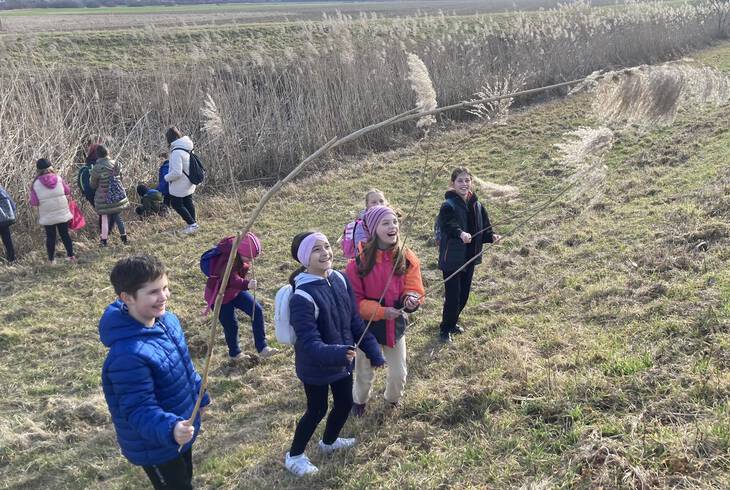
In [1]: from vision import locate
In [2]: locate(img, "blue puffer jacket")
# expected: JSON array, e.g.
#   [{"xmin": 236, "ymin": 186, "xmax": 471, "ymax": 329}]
[
  {"xmin": 156, "ymin": 160, "xmax": 170, "ymax": 197},
  {"xmin": 291, "ymin": 271, "xmax": 385, "ymax": 385},
  {"xmin": 99, "ymin": 300, "xmax": 210, "ymax": 466}
]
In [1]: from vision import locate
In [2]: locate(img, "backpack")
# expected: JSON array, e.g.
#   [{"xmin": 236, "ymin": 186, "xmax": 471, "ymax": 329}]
[
  {"xmin": 106, "ymin": 171, "xmax": 126, "ymax": 204},
  {"xmin": 199, "ymin": 246, "xmax": 221, "ymax": 277},
  {"xmin": 172, "ymin": 148, "xmax": 206, "ymax": 185},
  {"xmin": 340, "ymin": 219, "xmax": 362, "ymax": 259},
  {"xmin": 77, "ymin": 163, "xmax": 95, "ymax": 203},
  {"xmin": 434, "ymin": 198, "xmax": 459, "ymax": 246},
  {"xmin": 0, "ymin": 186, "xmax": 16, "ymax": 227},
  {"xmin": 274, "ymin": 270, "xmax": 347, "ymax": 345}
]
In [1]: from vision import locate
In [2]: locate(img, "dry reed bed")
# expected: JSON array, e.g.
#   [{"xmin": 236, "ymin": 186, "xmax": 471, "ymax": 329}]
[{"xmin": 0, "ymin": 1, "xmax": 727, "ymax": 235}]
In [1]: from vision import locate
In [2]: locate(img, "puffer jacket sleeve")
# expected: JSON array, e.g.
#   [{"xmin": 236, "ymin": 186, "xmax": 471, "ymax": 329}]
[
  {"xmin": 345, "ymin": 260, "xmax": 386, "ymax": 322},
  {"xmin": 165, "ymin": 150, "xmax": 182, "ymax": 183},
  {"xmin": 480, "ymin": 203, "xmax": 495, "ymax": 244},
  {"xmin": 343, "ymin": 276, "xmax": 385, "ymax": 366},
  {"xmin": 106, "ymin": 354, "xmax": 182, "ymax": 447},
  {"xmin": 439, "ymin": 200, "xmax": 463, "ymax": 239},
  {"xmin": 89, "ymin": 165, "xmax": 100, "ymax": 190},
  {"xmin": 402, "ymin": 251, "xmax": 425, "ymax": 313},
  {"xmin": 290, "ymin": 293, "xmax": 349, "ymax": 366}
]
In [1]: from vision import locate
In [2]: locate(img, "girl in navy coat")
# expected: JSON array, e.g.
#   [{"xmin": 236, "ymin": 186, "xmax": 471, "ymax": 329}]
[
  {"xmin": 437, "ymin": 167, "xmax": 500, "ymax": 342},
  {"xmin": 285, "ymin": 231, "xmax": 385, "ymax": 477}
]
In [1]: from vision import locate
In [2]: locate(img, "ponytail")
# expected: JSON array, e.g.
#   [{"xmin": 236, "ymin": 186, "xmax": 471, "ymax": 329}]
[{"xmin": 289, "ymin": 265, "xmax": 307, "ymax": 288}]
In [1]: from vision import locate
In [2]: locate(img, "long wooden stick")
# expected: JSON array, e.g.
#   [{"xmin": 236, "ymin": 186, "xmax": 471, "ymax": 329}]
[{"xmin": 184, "ymin": 71, "xmax": 608, "ymax": 442}]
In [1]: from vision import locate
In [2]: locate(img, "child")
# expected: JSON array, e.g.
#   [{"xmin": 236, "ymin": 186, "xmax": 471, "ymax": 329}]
[
  {"xmin": 437, "ymin": 166, "xmax": 500, "ymax": 343},
  {"xmin": 100, "ymin": 254, "xmax": 210, "ymax": 489},
  {"xmin": 29, "ymin": 158, "xmax": 76, "ymax": 263},
  {"xmin": 156, "ymin": 152, "xmax": 172, "ymax": 208},
  {"xmin": 285, "ymin": 231, "xmax": 385, "ymax": 477},
  {"xmin": 203, "ymin": 233, "xmax": 278, "ymax": 359},
  {"xmin": 345, "ymin": 206, "xmax": 424, "ymax": 416},
  {"xmin": 339, "ymin": 188, "xmax": 389, "ymax": 259},
  {"xmin": 90, "ymin": 145, "xmax": 130, "ymax": 246},
  {"xmin": 164, "ymin": 127, "xmax": 198, "ymax": 234},
  {"xmin": 0, "ymin": 185, "xmax": 17, "ymax": 262},
  {"xmin": 135, "ymin": 184, "xmax": 168, "ymax": 218}
]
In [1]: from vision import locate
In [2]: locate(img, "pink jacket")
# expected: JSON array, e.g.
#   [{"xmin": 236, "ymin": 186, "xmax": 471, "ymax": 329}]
[{"xmin": 203, "ymin": 245, "xmax": 251, "ymax": 312}]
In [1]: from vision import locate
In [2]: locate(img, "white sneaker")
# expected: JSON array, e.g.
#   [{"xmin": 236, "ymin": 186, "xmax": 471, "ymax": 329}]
[
  {"xmin": 318, "ymin": 437, "xmax": 357, "ymax": 455},
  {"xmin": 182, "ymin": 223, "xmax": 199, "ymax": 234},
  {"xmin": 285, "ymin": 452, "xmax": 318, "ymax": 477},
  {"xmin": 259, "ymin": 346, "xmax": 280, "ymax": 359}
]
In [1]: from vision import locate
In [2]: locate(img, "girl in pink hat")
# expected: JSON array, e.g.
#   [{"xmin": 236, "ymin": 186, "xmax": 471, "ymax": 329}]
[{"xmin": 203, "ymin": 232, "xmax": 279, "ymax": 359}]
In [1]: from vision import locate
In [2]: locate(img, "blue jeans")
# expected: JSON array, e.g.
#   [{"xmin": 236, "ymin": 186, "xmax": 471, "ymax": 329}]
[{"xmin": 218, "ymin": 291, "xmax": 266, "ymax": 357}]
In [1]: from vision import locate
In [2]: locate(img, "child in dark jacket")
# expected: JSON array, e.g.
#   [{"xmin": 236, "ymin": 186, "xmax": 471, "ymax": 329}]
[
  {"xmin": 285, "ymin": 231, "xmax": 385, "ymax": 477},
  {"xmin": 0, "ymin": 185, "xmax": 17, "ymax": 262},
  {"xmin": 99, "ymin": 254, "xmax": 210, "ymax": 489},
  {"xmin": 203, "ymin": 233, "xmax": 278, "ymax": 359},
  {"xmin": 437, "ymin": 166, "xmax": 500, "ymax": 343},
  {"xmin": 156, "ymin": 152, "xmax": 172, "ymax": 208},
  {"xmin": 345, "ymin": 206, "xmax": 424, "ymax": 416}
]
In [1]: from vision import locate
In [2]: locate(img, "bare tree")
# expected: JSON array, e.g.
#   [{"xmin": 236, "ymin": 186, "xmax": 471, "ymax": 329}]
[{"xmin": 708, "ymin": 0, "xmax": 729, "ymax": 37}]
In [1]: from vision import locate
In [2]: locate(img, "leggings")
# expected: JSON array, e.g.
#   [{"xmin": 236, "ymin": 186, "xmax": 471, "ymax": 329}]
[
  {"xmin": 289, "ymin": 374, "xmax": 353, "ymax": 456},
  {"xmin": 170, "ymin": 195, "xmax": 196, "ymax": 225},
  {"xmin": 0, "ymin": 225, "xmax": 15, "ymax": 262},
  {"xmin": 100, "ymin": 213, "xmax": 126, "ymax": 240},
  {"xmin": 44, "ymin": 222, "xmax": 74, "ymax": 261},
  {"xmin": 440, "ymin": 263, "xmax": 475, "ymax": 333}
]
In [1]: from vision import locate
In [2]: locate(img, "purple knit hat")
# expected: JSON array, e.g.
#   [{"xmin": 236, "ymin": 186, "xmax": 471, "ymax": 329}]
[
  {"xmin": 363, "ymin": 205, "xmax": 396, "ymax": 240},
  {"xmin": 237, "ymin": 232, "xmax": 262, "ymax": 258}
]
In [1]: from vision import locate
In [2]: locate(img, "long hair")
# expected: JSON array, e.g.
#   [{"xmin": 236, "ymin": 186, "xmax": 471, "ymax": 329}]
[
  {"xmin": 289, "ymin": 231, "xmax": 314, "ymax": 287},
  {"xmin": 357, "ymin": 234, "xmax": 409, "ymax": 277},
  {"xmin": 165, "ymin": 126, "xmax": 183, "ymax": 145}
]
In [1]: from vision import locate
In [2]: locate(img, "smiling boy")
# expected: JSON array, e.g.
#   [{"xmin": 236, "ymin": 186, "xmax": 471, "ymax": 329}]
[{"xmin": 99, "ymin": 254, "xmax": 209, "ymax": 489}]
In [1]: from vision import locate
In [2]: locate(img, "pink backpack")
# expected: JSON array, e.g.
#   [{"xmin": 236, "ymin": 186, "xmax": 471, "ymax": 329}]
[{"xmin": 340, "ymin": 219, "xmax": 362, "ymax": 259}]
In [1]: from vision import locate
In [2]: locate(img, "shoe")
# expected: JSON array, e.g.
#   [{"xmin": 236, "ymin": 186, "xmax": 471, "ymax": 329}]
[
  {"xmin": 229, "ymin": 352, "xmax": 243, "ymax": 361},
  {"xmin": 352, "ymin": 403, "xmax": 366, "ymax": 417},
  {"xmin": 259, "ymin": 346, "xmax": 280, "ymax": 359},
  {"xmin": 66, "ymin": 256, "xmax": 78, "ymax": 263},
  {"xmin": 100, "ymin": 239, "xmax": 108, "ymax": 247},
  {"xmin": 285, "ymin": 452, "xmax": 318, "ymax": 477},
  {"xmin": 450, "ymin": 324, "xmax": 465, "ymax": 334},
  {"xmin": 182, "ymin": 223, "xmax": 199, "ymax": 234},
  {"xmin": 318, "ymin": 437, "xmax": 356, "ymax": 455},
  {"xmin": 386, "ymin": 400, "xmax": 400, "ymax": 409},
  {"xmin": 120, "ymin": 235, "xmax": 128, "ymax": 244},
  {"xmin": 439, "ymin": 330, "xmax": 452, "ymax": 343}
]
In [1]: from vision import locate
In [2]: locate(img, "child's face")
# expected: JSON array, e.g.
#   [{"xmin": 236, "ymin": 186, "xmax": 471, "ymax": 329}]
[
  {"xmin": 307, "ymin": 239, "xmax": 333, "ymax": 276},
  {"xmin": 240, "ymin": 255, "xmax": 252, "ymax": 265},
  {"xmin": 452, "ymin": 172, "xmax": 472, "ymax": 199},
  {"xmin": 121, "ymin": 274, "xmax": 170, "ymax": 327},
  {"xmin": 375, "ymin": 212, "xmax": 399, "ymax": 248},
  {"xmin": 366, "ymin": 192, "xmax": 386, "ymax": 209}
]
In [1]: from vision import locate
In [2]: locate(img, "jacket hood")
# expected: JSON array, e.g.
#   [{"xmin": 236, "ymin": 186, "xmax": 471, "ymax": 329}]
[
  {"xmin": 99, "ymin": 299, "xmax": 162, "ymax": 347},
  {"xmin": 294, "ymin": 270, "xmax": 335, "ymax": 288},
  {"xmin": 37, "ymin": 173, "xmax": 60, "ymax": 189},
  {"xmin": 170, "ymin": 136, "xmax": 194, "ymax": 151}
]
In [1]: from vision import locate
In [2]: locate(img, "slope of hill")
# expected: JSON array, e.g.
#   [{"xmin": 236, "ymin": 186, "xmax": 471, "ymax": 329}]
[{"xmin": 0, "ymin": 42, "xmax": 729, "ymax": 490}]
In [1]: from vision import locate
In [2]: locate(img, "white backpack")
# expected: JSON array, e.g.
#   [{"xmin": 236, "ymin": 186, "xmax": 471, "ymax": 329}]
[{"xmin": 274, "ymin": 271, "xmax": 347, "ymax": 345}]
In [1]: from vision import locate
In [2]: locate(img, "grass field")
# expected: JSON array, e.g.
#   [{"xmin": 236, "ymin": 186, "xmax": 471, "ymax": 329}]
[{"xmin": 0, "ymin": 39, "xmax": 728, "ymax": 488}]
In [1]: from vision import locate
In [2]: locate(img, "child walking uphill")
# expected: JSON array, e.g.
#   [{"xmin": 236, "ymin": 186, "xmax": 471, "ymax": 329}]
[
  {"xmin": 345, "ymin": 206, "xmax": 424, "ymax": 415},
  {"xmin": 437, "ymin": 166, "xmax": 500, "ymax": 343},
  {"xmin": 90, "ymin": 145, "xmax": 130, "ymax": 246},
  {"xmin": 100, "ymin": 255, "xmax": 210, "ymax": 490},
  {"xmin": 164, "ymin": 127, "xmax": 198, "ymax": 234},
  {"xmin": 339, "ymin": 188, "xmax": 389, "ymax": 259},
  {"xmin": 29, "ymin": 158, "xmax": 76, "ymax": 263},
  {"xmin": 203, "ymin": 233, "xmax": 279, "ymax": 360},
  {"xmin": 285, "ymin": 231, "xmax": 385, "ymax": 477}
]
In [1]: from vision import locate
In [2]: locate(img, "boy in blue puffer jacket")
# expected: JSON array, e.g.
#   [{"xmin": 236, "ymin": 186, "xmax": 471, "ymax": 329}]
[{"xmin": 99, "ymin": 254, "xmax": 210, "ymax": 489}]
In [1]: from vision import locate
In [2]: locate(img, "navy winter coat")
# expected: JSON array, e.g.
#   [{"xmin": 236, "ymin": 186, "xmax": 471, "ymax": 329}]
[
  {"xmin": 156, "ymin": 160, "xmax": 170, "ymax": 197},
  {"xmin": 99, "ymin": 300, "xmax": 210, "ymax": 466},
  {"xmin": 0, "ymin": 185, "xmax": 17, "ymax": 227},
  {"xmin": 438, "ymin": 190, "xmax": 494, "ymax": 272},
  {"xmin": 290, "ymin": 271, "xmax": 385, "ymax": 386}
]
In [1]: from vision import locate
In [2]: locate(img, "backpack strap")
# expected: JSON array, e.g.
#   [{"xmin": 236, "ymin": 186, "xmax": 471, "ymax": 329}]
[
  {"xmin": 294, "ymin": 288, "xmax": 319, "ymax": 319},
  {"xmin": 170, "ymin": 147, "xmax": 194, "ymax": 181}
]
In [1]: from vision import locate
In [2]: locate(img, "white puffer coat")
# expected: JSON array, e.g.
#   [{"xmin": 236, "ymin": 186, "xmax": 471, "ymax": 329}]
[
  {"xmin": 164, "ymin": 136, "xmax": 196, "ymax": 198},
  {"xmin": 31, "ymin": 174, "xmax": 72, "ymax": 226}
]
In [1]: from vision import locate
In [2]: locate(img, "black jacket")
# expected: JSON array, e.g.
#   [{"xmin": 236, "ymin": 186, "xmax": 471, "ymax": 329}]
[{"xmin": 437, "ymin": 190, "xmax": 494, "ymax": 271}]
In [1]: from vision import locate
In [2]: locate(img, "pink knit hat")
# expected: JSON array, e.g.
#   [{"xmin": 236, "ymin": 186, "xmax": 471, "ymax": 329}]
[
  {"xmin": 363, "ymin": 205, "xmax": 396, "ymax": 240},
  {"xmin": 237, "ymin": 232, "xmax": 262, "ymax": 258}
]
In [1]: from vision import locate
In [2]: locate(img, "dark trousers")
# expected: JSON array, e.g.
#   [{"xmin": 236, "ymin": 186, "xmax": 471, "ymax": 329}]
[
  {"xmin": 170, "ymin": 195, "xmax": 196, "ymax": 225},
  {"xmin": 163, "ymin": 194, "xmax": 172, "ymax": 207},
  {"xmin": 0, "ymin": 225, "xmax": 15, "ymax": 262},
  {"xmin": 44, "ymin": 222, "xmax": 74, "ymax": 261},
  {"xmin": 100, "ymin": 213, "xmax": 126, "ymax": 238},
  {"xmin": 290, "ymin": 374, "xmax": 353, "ymax": 456},
  {"xmin": 218, "ymin": 291, "xmax": 267, "ymax": 357},
  {"xmin": 440, "ymin": 264, "xmax": 475, "ymax": 333},
  {"xmin": 142, "ymin": 448, "xmax": 193, "ymax": 490}
]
